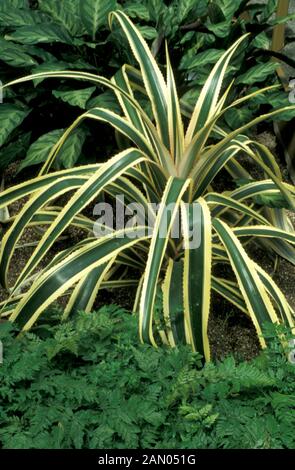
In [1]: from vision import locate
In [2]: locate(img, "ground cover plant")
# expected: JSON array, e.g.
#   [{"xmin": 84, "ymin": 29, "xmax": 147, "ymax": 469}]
[
  {"xmin": 0, "ymin": 307, "xmax": 295, "ymax": 449},
  {"xmin": 0, "ymin": 1, "xmax": 294, "ymax": 173},
  {"xmin": 1, "ymin": 12, "xmax": 295, "ymax": 360}
]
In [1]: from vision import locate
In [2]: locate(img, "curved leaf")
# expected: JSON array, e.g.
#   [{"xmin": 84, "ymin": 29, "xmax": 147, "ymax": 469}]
[
  {"xmin": 213, "ymin": 218, "xmax": 280, "ymax": 348},
  {"xmin": 181, "ymin": 198, "xmax": 212, "ymax": 360},
  {"xmin": 139, "ymin": 177, "xmax": 190, "ymax": 346}
]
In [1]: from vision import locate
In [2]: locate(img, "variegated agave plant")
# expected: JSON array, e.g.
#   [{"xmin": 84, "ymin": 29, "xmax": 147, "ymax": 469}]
[{"xmin": 1, "ymin": 12, "xmax": 295, "ymax": 360}]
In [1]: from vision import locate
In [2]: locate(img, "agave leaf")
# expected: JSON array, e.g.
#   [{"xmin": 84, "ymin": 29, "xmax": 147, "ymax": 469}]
[
  {"xmin": 139, "ymin": 177, "xmax": 190, "ymax": 346},
  {"xmin": 9, "ymin": 149, "xmax": 148, "ymax": 294},
  {"xmin": 109, "ymin": 11, "xmax": 169, "ymax": 148},
  {"xmin": 213, "ymin": 218, "xmax": 280, "ymax": 348},
  {"xmin": 181, "ymin": 198, "xmax": 212, "ymax": 360},
  {"xmin": 162, "ymin": 259, "xmax": 186, "ymax": 347},
  {"xmin": 9, "ymin": 227, "xmax": 148, "ymax": 329}
]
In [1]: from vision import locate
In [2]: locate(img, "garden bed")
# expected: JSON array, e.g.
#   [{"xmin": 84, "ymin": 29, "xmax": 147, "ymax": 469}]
[{"xmin": 1, "ymin": 128, "xmax": 294, "ymax": 362}]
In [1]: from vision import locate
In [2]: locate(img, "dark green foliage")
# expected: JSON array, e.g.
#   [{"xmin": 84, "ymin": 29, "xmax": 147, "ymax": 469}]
[
  {"xmin": 0, "ymin": 306, "xmax": 294, "ymax": 449},
  {"xmin": 1, "ymin": 0, "xmax": 294, "ymax": 172}
]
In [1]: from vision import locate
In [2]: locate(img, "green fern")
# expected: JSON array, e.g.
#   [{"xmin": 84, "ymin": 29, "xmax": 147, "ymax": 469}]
[{"xmin": 0, "ymin": 307, "xmax": 295, "ymax": 449}]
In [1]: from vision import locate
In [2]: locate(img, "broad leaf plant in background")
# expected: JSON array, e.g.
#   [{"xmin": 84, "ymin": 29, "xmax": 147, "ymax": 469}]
[
  {"xmin": 1, "ymin": 0, "xmax": 295, "ymax": 173},
  {"xmin": 1, "ymin": 12, "xmax": 295, "ymax": 360}
]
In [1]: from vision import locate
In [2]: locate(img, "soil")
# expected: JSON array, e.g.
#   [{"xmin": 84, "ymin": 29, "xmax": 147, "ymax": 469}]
[{"xmin": 0, "ymin": 129, "xmax": 294, "ymax": 362}]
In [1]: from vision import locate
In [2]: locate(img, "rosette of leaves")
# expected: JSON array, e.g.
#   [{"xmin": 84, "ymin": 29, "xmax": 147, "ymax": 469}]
[{"xmin": 1, "ymin": 12, "xmax": 295, "ymax": 360}]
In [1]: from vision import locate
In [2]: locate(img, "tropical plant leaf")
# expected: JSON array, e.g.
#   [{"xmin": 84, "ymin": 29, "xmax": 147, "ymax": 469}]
[
  {"xmin": 0, "ymin": 40, "xmax": 38, "ymax": 67},
  {"xmin": 86, "ymin": 90, "xmax": 121, "ymax": 114},
  {"xmin": 52, "ymin": 87, "xmax": 96, "ymax": 109},
  {"xmin": 18, "ymin": 128, "xmax": 87, "ymax": 171},
  {"xmin": 38, "ymin": 0, "xmax": 81, "ymax": 36},
  {"xmin": 0, "ymin": 132, "xmax": 31, "ymax": 171},
  {"xmin": 18, "ymin": 129, "xmax": 64, "ymax": 171},
  {"xmin": 5, "ymin": 24, "xmax": 73, "ymax": 45},
  {"xmin": 123, "ymin": 2, "xmax": 150, "ymax": 21},
  {"xmin": 236, "ymin": 62, "xmax": 279, "ymax": 84},
  {"xmin": 224, "ymin": 108, "xmax": 254, "ymax": 129},
  {"xmin": 205, "ymin": 20, "xmax": 232, "ymax": 38},
  {"xmin": 0, "ymin": 6, "xmax": 48, "ymax": 27},
  {"xmin": 57, "ymin": 127, "xmax": 87, "ymax": 168},
  {"xmin": 136, "ymin": 25, "xmax": 158, "ymax": 40},
  {"xmin": 0, "ymin": 104, "xmax": 29, "ymax": 147},
  {"xmin": 80, "ymin": 0, "xmax": 116, "ymax": 40},
  {"xmin": 180, "ymin": 49, "xmax": 225, "ymax": 71}
]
